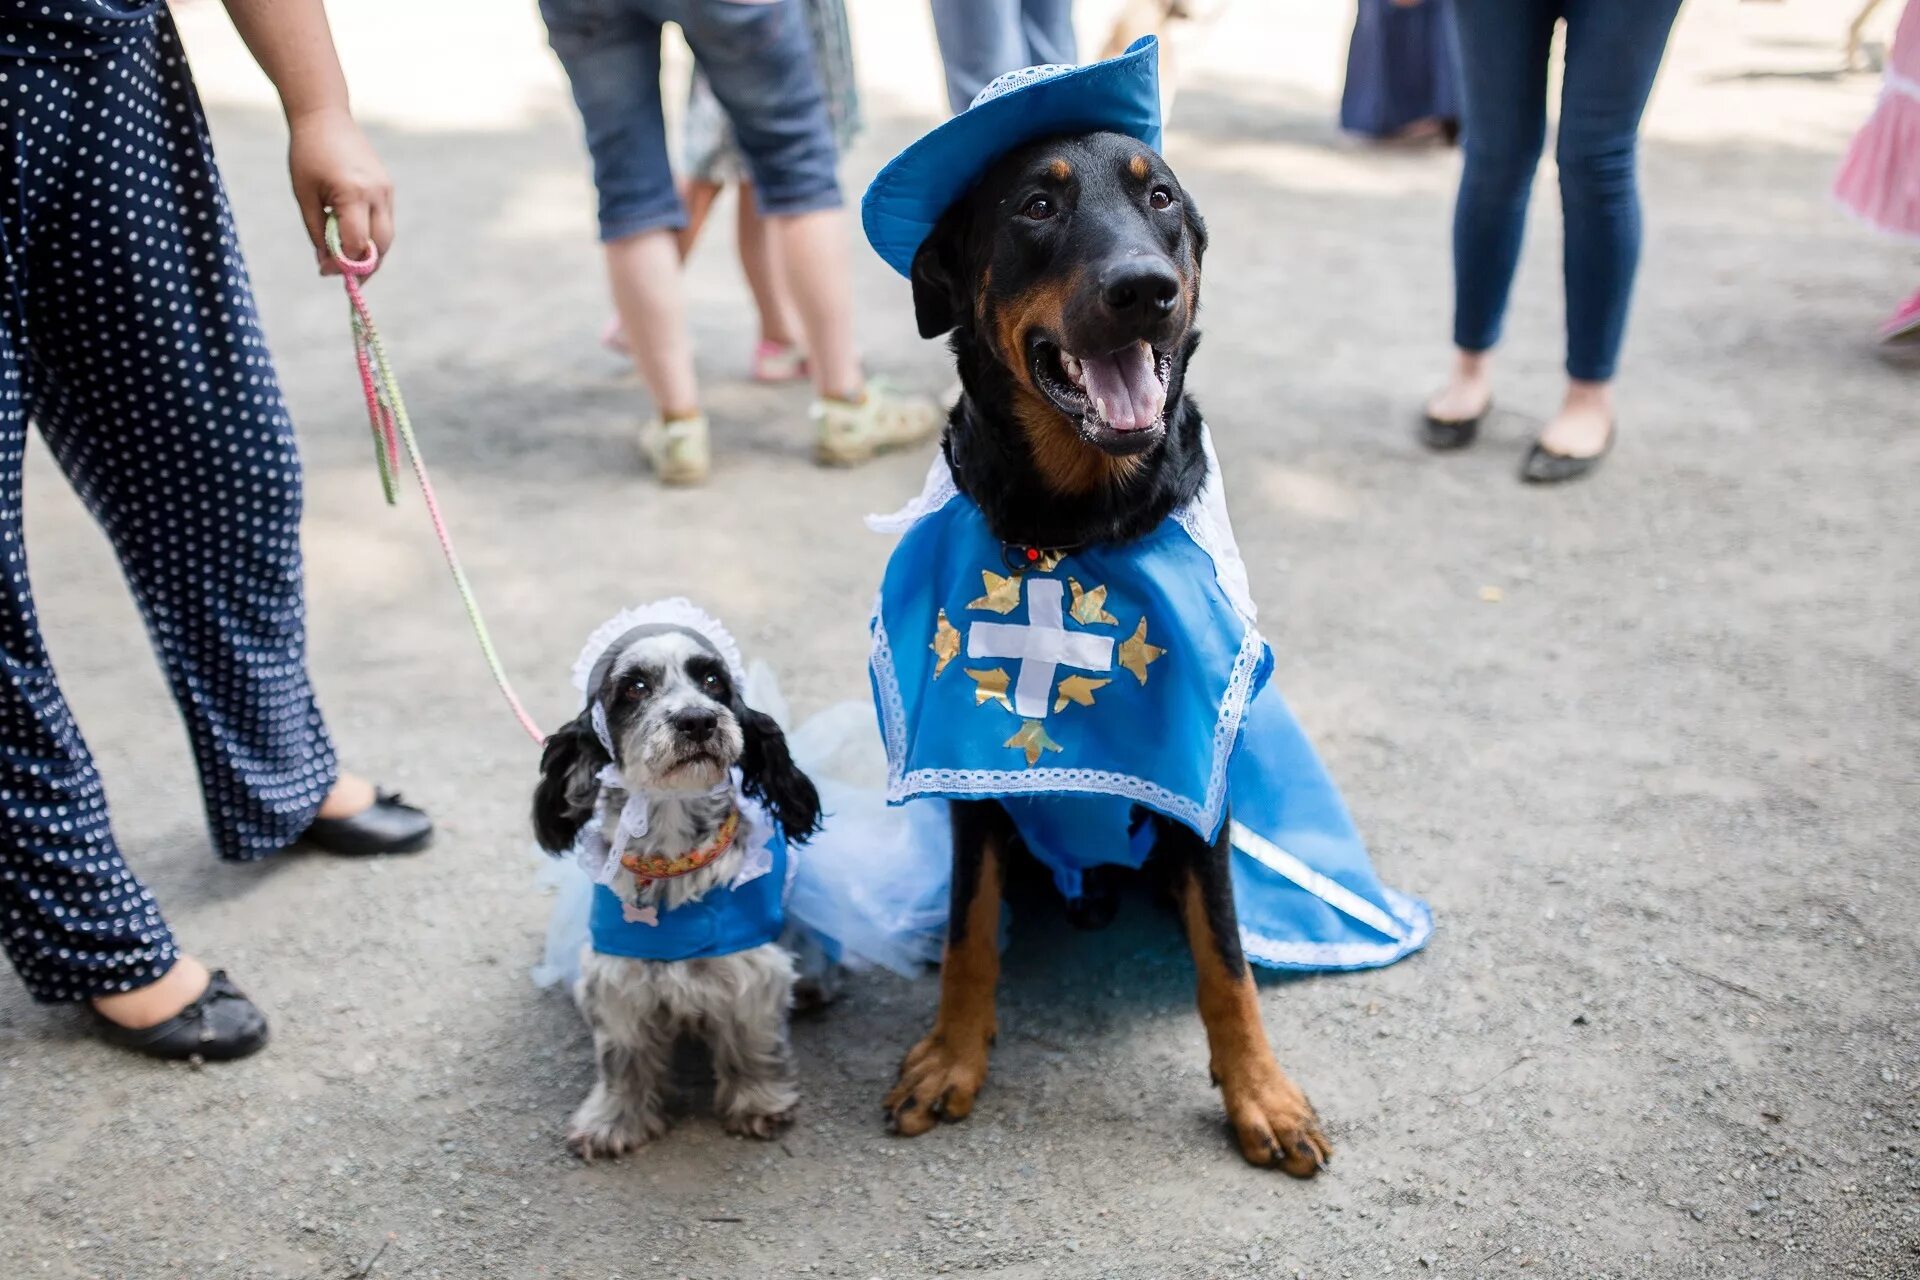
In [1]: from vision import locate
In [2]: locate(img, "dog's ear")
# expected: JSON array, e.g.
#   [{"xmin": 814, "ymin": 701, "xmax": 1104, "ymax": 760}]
[
  {"xmin": 736, "ymin": 706, "xmax": 822, "ymax": 844},
  {"xmin": 1181, "ymin": 186, "xmax": 1208, "ymax": 271},
  {"xmin": 532, "ymin": 709, "xmax": 608, "ymax": 854},
  {"xmin": 910, "ymin": 208, "xmax": 967, "ymax": 340}
]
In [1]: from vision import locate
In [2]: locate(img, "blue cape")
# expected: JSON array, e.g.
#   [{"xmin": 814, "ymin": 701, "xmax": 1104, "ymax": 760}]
[{"xmin": 867, "ymin": 453, "xmax": 1432, "ymax": 971}]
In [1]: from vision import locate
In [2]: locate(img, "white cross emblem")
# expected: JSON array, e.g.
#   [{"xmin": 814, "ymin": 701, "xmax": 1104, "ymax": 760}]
[{"xmin": 967, "ymin": 578, "xmax": 1115, "ymax": 718}]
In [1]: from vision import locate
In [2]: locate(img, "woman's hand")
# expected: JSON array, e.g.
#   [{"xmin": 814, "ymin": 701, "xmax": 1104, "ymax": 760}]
[{"xmin": 288, "ymin": 105, "xmax": 394, "ymax": 276}]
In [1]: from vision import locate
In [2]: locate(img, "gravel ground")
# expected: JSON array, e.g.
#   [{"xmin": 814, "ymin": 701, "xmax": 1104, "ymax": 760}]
[{"xmin": 1, "ymin": 1, "xmax": 1915, "ymax": 1277}]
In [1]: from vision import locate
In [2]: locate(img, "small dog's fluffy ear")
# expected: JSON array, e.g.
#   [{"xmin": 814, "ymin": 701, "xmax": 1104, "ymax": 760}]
[
  {"xmin": 909, "ymin": 208, "xmax": 966, "ymax": 340},
  {"xmin": 532, "ymin": 710, "xmax": 609, "ymax": 854},
  {"xmin": 737, "ymin": 706, "xmax": 822, "ymax": 844}
]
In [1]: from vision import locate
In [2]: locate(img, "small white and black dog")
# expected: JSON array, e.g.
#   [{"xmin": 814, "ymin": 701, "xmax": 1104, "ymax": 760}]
[{"xmin": 533, "ymin": 602, "xmax": 823, "ymax": 1158}]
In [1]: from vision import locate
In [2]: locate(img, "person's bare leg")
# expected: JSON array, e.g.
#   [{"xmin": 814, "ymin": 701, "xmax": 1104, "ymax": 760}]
[
  {"xmin": 605, "ymin": 228, "xmax": 701, "ymax": 418},
  {"xmin": 1536, "ymin": 378, "xmax": 1614, "ymax": 458},
  {"xmin": 735, "ymin": 183, "xmax": 801, "ymax": 349},
  {"xmin": 91, "ymin": 954, "xmax": 211, "ymax": 1028},
  {"xmin": 1425, "ymin": 348, "xmax": 1494, "ymax": 422},
  {"xmin": 771, "ymin": 207, "xmax": 862, "ymax": 401},
  {"xmin": 677, "ymin": 178, "xmax": 724, "ymax": 262}
]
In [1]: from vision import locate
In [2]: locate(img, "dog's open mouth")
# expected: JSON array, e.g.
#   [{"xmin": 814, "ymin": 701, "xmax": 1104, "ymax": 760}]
[{"xmin": 1029, "ymin": 337, "xmax": 1173, "ymax": 451}]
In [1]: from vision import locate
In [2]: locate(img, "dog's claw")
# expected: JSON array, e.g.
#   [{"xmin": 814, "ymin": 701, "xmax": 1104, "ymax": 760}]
[
  {"xmin": 1221, "ymin": 1075, "xmax": 1331, "ymax": 1176},
  {"xmin": 723, "ymin": 1106, "xmax": 796, "ymax": 1140},
  {"xmin": 884, "ymin": 1031, "xmax": 989, "ymax": 1137}
]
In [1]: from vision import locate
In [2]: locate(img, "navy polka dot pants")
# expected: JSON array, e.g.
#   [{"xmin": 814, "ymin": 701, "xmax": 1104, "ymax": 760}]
[{"xmin": 0, "ymin": 14, "xmax": 338, "ymax": 1002}]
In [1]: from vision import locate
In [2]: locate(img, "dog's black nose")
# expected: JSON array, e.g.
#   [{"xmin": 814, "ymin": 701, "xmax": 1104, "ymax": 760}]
[
  {"xmin": 1101, "ymin": 260, "xmax": 1180, "ymax": 323},
  {"xmin": 671, "ymin": 707, "xmax": 719, "ymax": 737}
]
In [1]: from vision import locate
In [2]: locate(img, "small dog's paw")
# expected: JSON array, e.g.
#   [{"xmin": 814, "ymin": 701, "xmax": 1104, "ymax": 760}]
[
  {"xmin": 565, "ymin": 1103, "xmax": 668, "ymax": 1161},
  {"xmin": 884, "ymin": 1031, "xmax": 990, "ymax": 1137},
  {"xmin": 1221, "ymin": 1073, "xmax": 1331, "ymax": 1176},
  {"xmin": 722, "ymin": 1104, "xmax": 796, "ymax": 1140}
]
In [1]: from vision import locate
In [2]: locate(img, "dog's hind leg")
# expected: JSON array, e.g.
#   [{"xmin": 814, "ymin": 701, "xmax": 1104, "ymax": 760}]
[
  {"xmin": 567, "ymin": 954, "xmax": 673, "ymax": 1159},
  {"xmin": 1164, "ymin": 813, "xmax": 1333, "ymax": 1176},
  {"xmin": 885, "ymin": 799, "xmax": 1009, "ymax": 1136},
  {"xmin": 708, "ymin": 945, "xmax": 801, "ymax": 1139}
]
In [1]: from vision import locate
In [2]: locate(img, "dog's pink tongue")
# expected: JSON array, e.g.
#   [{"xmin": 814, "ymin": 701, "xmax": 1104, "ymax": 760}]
[{"xmin": 1078, "ymin": 341, "xmax": 1164, "ymax": 432}]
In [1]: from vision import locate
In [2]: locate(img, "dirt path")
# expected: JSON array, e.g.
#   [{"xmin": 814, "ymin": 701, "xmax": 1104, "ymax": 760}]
[{"xmin": 2, "ymin": 1, "xmax": 1914, "ymax": 1277}]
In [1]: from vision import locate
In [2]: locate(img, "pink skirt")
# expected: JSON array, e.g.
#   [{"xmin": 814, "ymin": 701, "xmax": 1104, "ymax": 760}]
[{"xmin": 1835, "ymin": 1, "xmax": 1920, "ymax": 240}]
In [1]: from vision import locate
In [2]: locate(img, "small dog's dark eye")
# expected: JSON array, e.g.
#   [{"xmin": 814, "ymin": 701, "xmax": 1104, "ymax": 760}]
[
  {"xmin": 702, "ymin": 672, "xmax": 721, "ymax": 690},
  {"xmin": 1021, "ymin": 195, "xmax": 1056, "ymax": 221},
  {"xmin": 621, "ymin": 677, "xmax": 648, "ymax": 701},
  {"xmin": 1149, "ymin": 186, "xmax": 1175, "ymax": 210}
]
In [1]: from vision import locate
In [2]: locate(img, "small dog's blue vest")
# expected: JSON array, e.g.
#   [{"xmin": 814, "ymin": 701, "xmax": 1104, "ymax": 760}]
[
  {"xmin": 586, "ymin": 814, "xmax": 789, "ymax": 962},
  {"xmin": 867, "ymin": 446, "xmax": 1433, "ymax": 970}
]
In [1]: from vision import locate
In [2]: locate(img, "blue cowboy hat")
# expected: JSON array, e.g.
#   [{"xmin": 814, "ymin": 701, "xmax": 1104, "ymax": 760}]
[{"xmin": 862, "ymin": 36, "xmax": 1163, "ymax": 278}]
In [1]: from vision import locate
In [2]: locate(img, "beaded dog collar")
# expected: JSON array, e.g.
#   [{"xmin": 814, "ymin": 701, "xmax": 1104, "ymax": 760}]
[{"xmin": 620, "ymin": 809, "xmax": 742, "ymax": 884}]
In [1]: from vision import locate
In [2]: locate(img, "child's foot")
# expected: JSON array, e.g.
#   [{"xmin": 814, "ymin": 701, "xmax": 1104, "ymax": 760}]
[
  {"xmin": 1881, "ymin": 287, "xmax": 1920, "ymax": 343},
  {"xmin": 752, "ymin": 339, "xmax": 809, "ymax": 383},
  {"xmin": 812, "ymin": 382, "xmax": 943, "ymax": 467},
  {"xmin": 640, "ymin": 413, "xmax": 711, "ymax": 485}
]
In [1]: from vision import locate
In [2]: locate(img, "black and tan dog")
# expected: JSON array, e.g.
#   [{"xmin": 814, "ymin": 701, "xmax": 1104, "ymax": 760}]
[{"xmin": 885, "ymin": 131, "xmax": 1333, "ymax": 1176}]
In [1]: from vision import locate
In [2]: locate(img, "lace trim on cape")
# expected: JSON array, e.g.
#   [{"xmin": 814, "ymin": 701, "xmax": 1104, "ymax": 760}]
[{"xmin": 1239, "ymin": 887, "xmax": 1433, "ymax": 970}]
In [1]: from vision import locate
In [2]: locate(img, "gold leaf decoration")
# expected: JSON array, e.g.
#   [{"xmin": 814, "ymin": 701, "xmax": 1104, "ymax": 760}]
[
  {"xmin": 1033, "ymin": 549, "xmax": 1068, "ymax": 573},
  {"xmin": 964, "ymin": 666, "xmax": 1013, "ymax": 712},
  {"xmin": 1004, "ymin": 718, "xmax": 1064, "ymax": 766},
  {"xmin": 967, "ymin": 569, "xmax": 1023, "ymax": 615},
  {"xmin": 930, "ymin": 609, "xmax": 961, "ymax": 678},
  {"xmin": 1067, "ymin": 578, "xmax": 1118, "ymax": 627},
  {"xmin": 1053, "ymin": 674, "xmax": 1111, "ymax": 713},
  {"xmin": 1118, "ymin": 617, "xmax": 1166, "ymax": 684}
]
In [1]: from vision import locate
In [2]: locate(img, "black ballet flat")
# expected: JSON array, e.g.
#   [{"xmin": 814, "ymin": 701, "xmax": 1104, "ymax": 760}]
[
  {"xmin": 1420, "ymin": 398, "xmax": 1490, "ymax": 451},
  {"xmin": 302, "ymin": 788, "xmax": 434, "ymax": 856},
  {"xmin": 91, "ymin": 969, "xmax": 269, "ymax": 1062},
  {"xmin": 1519, "ymin": 423, "xmax": 1615, "ymax": 485}
]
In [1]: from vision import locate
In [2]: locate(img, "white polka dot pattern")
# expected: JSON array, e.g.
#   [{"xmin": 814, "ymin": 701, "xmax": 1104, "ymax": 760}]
[{"xmin": 0, "ymin": 9, "xmax": 338, "ymax": 1003}]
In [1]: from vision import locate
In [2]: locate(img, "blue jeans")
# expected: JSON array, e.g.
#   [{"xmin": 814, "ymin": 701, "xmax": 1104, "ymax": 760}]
[
  {"xmin": 540, "ymin": 0, "xmax": 843, "ymax": 242},
  {"xmin": 1450, "ymin": 0, "xmax": 1683, "ymax": 381},
  {"xmin": 929, "ymin": 0, "xmax": 1077, "ymax": 116}
]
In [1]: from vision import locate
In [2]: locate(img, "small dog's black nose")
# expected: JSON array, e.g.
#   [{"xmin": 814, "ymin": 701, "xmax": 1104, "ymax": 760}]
[
  {"xmin": 671, "ymin": 707, "xmax": 719, "ymax": 737},
  {"xmin": 1101, "ymin": 260, "xmax": 1180, "ymax": 323}
]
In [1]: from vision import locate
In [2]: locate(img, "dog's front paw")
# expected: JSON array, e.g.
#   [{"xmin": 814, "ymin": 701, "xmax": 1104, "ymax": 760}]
[
  {"xmin": 884, "ymin": 1030, "xmax": 991, "ymax": 1137},
  {"xmin": 1220, "ymin": 1071, "xmax": 1331, "ymax": 1176},
  {"xmin": 566, "ymin": 1091, "xmax": 669, "ymax": 1161}
]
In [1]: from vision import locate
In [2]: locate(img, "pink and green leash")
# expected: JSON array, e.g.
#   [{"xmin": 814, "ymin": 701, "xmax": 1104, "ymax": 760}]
[{"xmin": 325, "ymin": 214, "xmax": 546, "ymax": 746}]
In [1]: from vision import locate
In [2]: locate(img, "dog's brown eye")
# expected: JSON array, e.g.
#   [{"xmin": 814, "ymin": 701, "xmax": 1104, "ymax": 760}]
[
  {"xmin": 621, "ymin": 678, "xmax": 648, "ymax": 702},
  {"xmin": 1149, "ymin": 186, "xmax": 1175, "ymax": 210},
  {"xmin": 1021, "ymin": 196, "xmax": 1056, "ymax": 221}
]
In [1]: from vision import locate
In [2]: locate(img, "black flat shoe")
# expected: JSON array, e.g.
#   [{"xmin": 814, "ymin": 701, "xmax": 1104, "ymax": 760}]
[
  {"xmin": 1520, "ymin": 423, "xmax": 1614, "ymax": 484},
  {"xmin": 302, "ymin": 788, "xmax": 434, "ymax": 856},
  {"xmin": 1420, "ymin": 397, "xmax": 1490, "ymax": 451},
  {"xmin": 91, "ymin": 969, "xmax": 269, "ymax": 1062}
]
